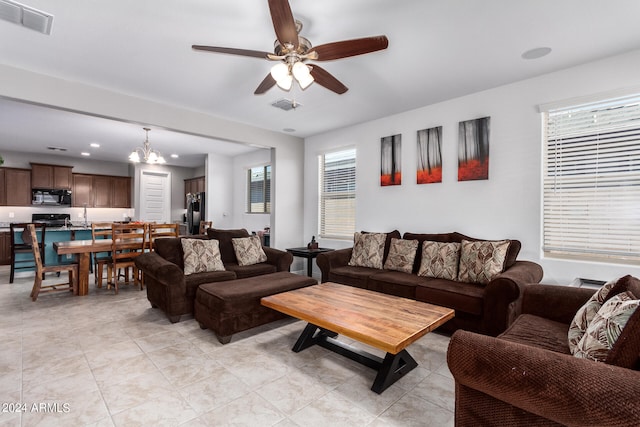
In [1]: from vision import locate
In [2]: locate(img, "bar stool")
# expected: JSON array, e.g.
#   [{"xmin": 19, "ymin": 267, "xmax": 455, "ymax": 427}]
[{"xmin": 10, "ymin": 223, "xmax": 45, "ymax": 283}]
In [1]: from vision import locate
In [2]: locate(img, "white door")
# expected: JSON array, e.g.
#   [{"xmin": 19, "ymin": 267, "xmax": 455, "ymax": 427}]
[{"xmin": 140, "ymin": 170, "xmax": 171, "ymax": 223}]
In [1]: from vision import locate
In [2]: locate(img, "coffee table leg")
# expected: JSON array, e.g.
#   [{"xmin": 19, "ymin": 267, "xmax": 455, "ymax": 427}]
[
  {"xmin": 292, "ymin": 323, "xmax": 337, "ymax": 352},
  {"xmin": 371, "ymin": 350, "xmax": 418, "ymax": 394}
]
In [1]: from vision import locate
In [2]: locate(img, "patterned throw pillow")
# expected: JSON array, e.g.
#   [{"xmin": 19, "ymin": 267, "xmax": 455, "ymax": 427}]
[
  {"xmin": 568, "ymin": 279, "xmax": 617, "ymax": 354},
  {"xmin": 181, "ymin": 239, "xmax": 225, "ymax": 275},
  {"xmin": 348, "ymin": 232, "xmax": 386, "ymax": 269},
  {"xmin": 383, "ymin": 238, "xmax": 419, "ymax": 273},
  {"xmin": 457, "ymin": 240, "xmax": 510, "ymax": 284},
  {"xmin": 573, "ymin": 292, "xmax": 640, "ymax": 362},
  {"xmin": 231, "ymin": 235, "xmax": 267, "ymax": 266},
  {"xmin": 418, "ymin": 241, "xmax": 461, "ymax": 280}
]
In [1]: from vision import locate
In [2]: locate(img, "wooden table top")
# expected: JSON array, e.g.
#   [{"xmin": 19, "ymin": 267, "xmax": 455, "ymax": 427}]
[
  {"xmin": 53, "ymin": 238, "xmax": 143, "ymax": 254},
  {"xmin": 261, "ymin": 282, "xmax": 455, "ymax": 354}
]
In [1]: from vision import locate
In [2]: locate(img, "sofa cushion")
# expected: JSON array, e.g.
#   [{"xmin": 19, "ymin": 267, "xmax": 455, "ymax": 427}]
[
  {"xmin": 457, "ymin": 239, "xmax": 510, "ymax": 284},
  {"xmin": 604, "ymin": 274, "xmax": 640, "ymax": 302},
  {"xmin": 181, "ymin": 238, "xmax": 225, "ymax": 275},
  {"xmin": 348, "ymin": 232, "xmax": 386, "ymax": 269},
  {"xmin": 568, "ymin": 279, "xmax": 618, "ymax": 353},
  {"xmin": 328, "ymin": 265, "xmax": 380, "ymax": 289},
  {"xmin": 453, "ymin": 232, "xmax": 521, "ymax": 269},
  {"xmin": 498, "ymin": 313, "xmax": 571, "ymax": 354},
  {"xmin": 184, "ymin": 270, "xmax": 236, "ymax": 300},
  {"xmin": 574, "ymin": 292, "xmax": 640, "ymax": 364},
  {"xmin": 206, "ymin": 228, "xmax": 251, "ymax": 264},
  {"xmin": 402, "ymin": 232, "xmax": 459, "ymax": 273},
  {"xmin": 365, "ymin": 229, "xmax": 401, "ymax": 263},
  {"xmin": 223, "ymin": 262, "xmax": 277, "ymax": 279},
  {"xmin": 383, "ymin": 238, "xmax": 419, "ymax": 273},
  {"xmin": 417, "ymin": 241, "xmax": 461, "ymax": 280},
  {"xmin": 154, "ymin": 237, "xmax": 186, "ymax": 269},
  {"xmin": 232, "ymin": 235, "xmax": 267, "ymax": 266},
  {"xmin": 367, "ymin": 270, "xmax": 424, "ymax": 298},
  {"xmin": 415, "ymin": 278, "xmax": 484, "ymax": 316}
]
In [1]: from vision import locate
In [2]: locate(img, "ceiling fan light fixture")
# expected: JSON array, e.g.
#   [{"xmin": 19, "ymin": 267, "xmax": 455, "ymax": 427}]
[{"xmin": 292, "ymin": 62, "xmax": 314, "ymax": 89}]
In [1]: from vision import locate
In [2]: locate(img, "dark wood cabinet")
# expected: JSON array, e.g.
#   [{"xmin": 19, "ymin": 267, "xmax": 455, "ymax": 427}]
[
  {"xmin": 184, "ymin": 176, "xmax": 205, "ymax": 207},
  {"xmin": 31, "ymin": 163, "xmax": 73, "ymax": 189},
  {"xmin": 72, "ymin": 173, "xmax": 131, "ymax": 208},
  {"xmin": 5, "ymin": 168, "xmax": 31, "ymax": 206},
  {"xmin": 112, "ymin": 176, "xmax": 131, "ymax": 208},
  {"xmin": 0, "ymin": 231, "xmax": 10, "ymax": 265}
]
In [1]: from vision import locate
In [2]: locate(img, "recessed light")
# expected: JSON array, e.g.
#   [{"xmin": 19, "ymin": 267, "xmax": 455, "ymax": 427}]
[
  {"xmin": 521, "ymin": 47, "xmax": 552, "ymax": 60},
  {"xmin": 170, "ymin": 154, "xmax": 179, "ymax": 158},
  {"xmin": 81, "ymin": 152, "xmax": 90, "ymax": 156},
  {"xmin": 90, "ymin": 143, "xmax": 100, "ymax": 148}
]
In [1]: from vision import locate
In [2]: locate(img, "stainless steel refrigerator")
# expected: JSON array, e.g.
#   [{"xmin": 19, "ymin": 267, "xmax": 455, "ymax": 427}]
[{"xmin": 186, "ymin": 192, "xmax": 205, "ymax": 235}]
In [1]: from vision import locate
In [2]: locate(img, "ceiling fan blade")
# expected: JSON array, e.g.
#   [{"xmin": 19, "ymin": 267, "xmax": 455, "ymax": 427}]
[
  {"xmin": 309, "ymin": 36, "xmax": 389, "ymax": 61},
  {"xmin": 309, "ymin": 65, "xmax": 348, "ymax": 94},
  {"xmin": 268, "ymin": 0, "xmax": 299, "ymax": 49},
  {"xmin": 192, "ymin": 45, "xmax": 271, "ymax": 59},
  {"xmin": 254, "ymin": 74, "xmax": 277, "ymax": 95}
]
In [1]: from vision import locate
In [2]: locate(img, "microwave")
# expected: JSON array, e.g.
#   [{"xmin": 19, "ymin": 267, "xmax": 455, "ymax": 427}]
[{"xmin": 32, "ymin": 189, "xmax": 72, "ymax": 206}]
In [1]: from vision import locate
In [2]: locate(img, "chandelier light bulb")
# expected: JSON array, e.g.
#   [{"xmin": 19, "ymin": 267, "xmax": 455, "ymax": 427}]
[{"xmin": 128, "ymin": 127, "xmax": 166, "ymax": 164}]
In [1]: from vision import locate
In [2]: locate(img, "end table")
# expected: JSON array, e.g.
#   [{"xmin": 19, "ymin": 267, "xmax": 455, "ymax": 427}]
[{"xmin": 286, "ymin": 247, "xmax": 334, "ymax": 277}]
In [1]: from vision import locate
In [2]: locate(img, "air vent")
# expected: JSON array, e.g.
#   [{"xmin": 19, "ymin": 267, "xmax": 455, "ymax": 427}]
[
  {"xmin": 47, "ymin": 146, "xmax": 68, "ymax": 152},
  {"xmin": 271, "ymin": 98, "xmax": 302, "ymax": 111},
  {"xmin": 0, "ymin": 0, "xmax": 53, "ymax": 35}
]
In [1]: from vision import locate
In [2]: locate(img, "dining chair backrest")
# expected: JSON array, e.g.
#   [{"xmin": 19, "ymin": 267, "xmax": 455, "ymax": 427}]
[
  {"xmin": 199, "ymin": 221, "xmax": 212, "ymax": 235},
  {"xmin": 26, "ymin": 224, "xmax": 45, "ymax": 277},
  {"xmin": 111, "ymin": 223, "xmax": 147, "ymax": 261},
  {"xmin": 9, "ymin": 222, "xmax": 46, "ymax": 283},
  {"xmin": 92, "ymin": 222, "xmax": 113, "ymax": 242},
  {"xmin": 149, "ymin": 223, "xmax": 180, "ymax": 251}
]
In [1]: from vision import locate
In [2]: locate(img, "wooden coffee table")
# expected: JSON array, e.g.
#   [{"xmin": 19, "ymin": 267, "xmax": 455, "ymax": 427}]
[{"xmin": 261, "ymin": 282, "xmax": 454, "ymax": 393}]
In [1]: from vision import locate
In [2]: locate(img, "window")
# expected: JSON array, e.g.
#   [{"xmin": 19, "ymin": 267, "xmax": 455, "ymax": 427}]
[
  {"xmin": 542, "ymin": 94, "xmax": 640, "ymax": 263},
  {"xmin": 247, "ymin": 165, "xmax": 270, "ymax": 213},
  {"xmin": 319, "ymin": 148, "xmax": 356, "ymax": 239}
]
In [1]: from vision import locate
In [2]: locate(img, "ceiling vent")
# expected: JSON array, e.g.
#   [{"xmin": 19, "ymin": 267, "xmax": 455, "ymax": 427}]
[
  {"xmin": 46, "ymin": 146, "xmax": 67, "ymax": 152},
  {"xmin": 271, "ymin": 99, "xmax": 302, "ymax": 111},
  {"xmin": 0, "ymin": 0, "xmax": 53, "ymax": 35}
]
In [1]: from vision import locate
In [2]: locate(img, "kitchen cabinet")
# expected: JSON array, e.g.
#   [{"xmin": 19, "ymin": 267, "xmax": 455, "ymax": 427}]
[
  {"xmin": 0, "ymin": 231, "xmax": 10, "ymax": 265},
  {"xmin": 72, "ymin": 173, "xmax": 131, "ymax": 208},
  {"xmin": 31, "ymin": 163, "xmax": 73, "ymax": 189},
  {"xmin": 184, "ymin": 176, "xmax": 205, "ymax": 207},
  {"xmin": 4, "ymin": 168, "xmax": 31, "ymax": 206}
]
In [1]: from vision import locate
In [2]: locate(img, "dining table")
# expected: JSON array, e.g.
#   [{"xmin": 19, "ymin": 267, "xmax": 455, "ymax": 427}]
[{"xmin": 53, "ymin": 238, "xmax": 144, "ymax": 296}]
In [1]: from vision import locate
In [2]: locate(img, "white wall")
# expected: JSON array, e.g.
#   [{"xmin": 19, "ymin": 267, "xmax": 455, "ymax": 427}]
[
  {"xmin": 205, "ymin": 152, "xmax": 233, "ymax": 229},
  {"xmin": 0, "ymin": 63, "xmax": 305, "ymax": 248},
  {"xmin": 304, "ymin": 49, "xmax": 640, "ymax": 284}
]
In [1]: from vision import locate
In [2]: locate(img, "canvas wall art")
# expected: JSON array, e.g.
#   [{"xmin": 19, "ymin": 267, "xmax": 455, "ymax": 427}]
[
  {"xmin": 381, "ymin": 134, "xmax": 402, "ymax": 186},
  {"xmin": 417, "ymin": 126, "xmax": 443, "ymax": 184},
  {"xmin": 458, "ymin": 117, "xmax": 490, "ymax": 181}
]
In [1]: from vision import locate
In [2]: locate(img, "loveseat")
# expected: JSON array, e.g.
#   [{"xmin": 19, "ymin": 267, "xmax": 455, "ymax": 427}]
[
  {"xmin": 447, "ymin": 279, "xmax": 640, "ymax": 426},
  {"xmin": 135, "ymin": 229, "xmax": 293, "ymax": 323},
  {"xmin": 316, "ymin": 231, "xmax": 543, "ymax": 336}
]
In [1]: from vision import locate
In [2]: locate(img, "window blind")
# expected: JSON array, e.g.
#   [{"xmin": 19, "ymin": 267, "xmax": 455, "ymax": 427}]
[
  {"xmin": 247, "ymin": 165, "xmax": 270, "ymax": 213},
  {"xmin": 543, "ymin": 94, "xmax": 640, "ymax": 262},
  {"xmin": 319, "ymin": 148, "xmax": 356, "ymax": 239}
]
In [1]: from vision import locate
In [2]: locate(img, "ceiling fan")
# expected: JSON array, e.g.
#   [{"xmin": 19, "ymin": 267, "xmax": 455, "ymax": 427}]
[{"xmin": 192, "ymin": 0, "xmax": 389, "ymax": 95}]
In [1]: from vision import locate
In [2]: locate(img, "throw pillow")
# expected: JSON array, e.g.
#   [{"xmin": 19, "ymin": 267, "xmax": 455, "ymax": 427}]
[
  {"xmin": 348, "ymin": 232, "xmax": 386, "ymax": 269},
  {"xmin": 417, "ymin": 241, "xmax": 461, "ymax": 280},
  {"xmin": 231, "ymin": 235, "xmax": 267, "ymax": 266},
  {"xmin": 181, "ymin": 239, "xmax": 225, "ymax": 276},
  {"xmin": 573, "ymin": 292, "xmax": 640, "ymax": 363},
  {"xmin": 568, "ymin": 278, "xmax": 618, "ymax": 354},
  {"xmin": 457, "ymin": 239, "xmax": 511, "ymax": 284},
  {"xmin": 383, "ymin": 238, "xmax": 419, "ymax": 273}
]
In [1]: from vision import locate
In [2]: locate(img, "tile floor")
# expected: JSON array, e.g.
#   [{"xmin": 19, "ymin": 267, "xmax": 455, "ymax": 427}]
[{"xmin": 0, "ymin": 268, "xmax": 455, "ymax": 426}]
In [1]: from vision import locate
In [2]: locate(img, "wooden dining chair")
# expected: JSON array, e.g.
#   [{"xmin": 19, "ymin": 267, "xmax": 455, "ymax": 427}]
[
  {"xmin": 198, "ymin": 220, "xmax": 212, "ymax": 235},
  {"xmin": 10, "ymin": 223, "xmax": 46, "ymax": 283},
  {"xmin": 108, "ymin": 223, "xmax": 146, "ymax": 294},
  {"xmin": 27, "ymin": 224, "xmax": 78, "ymax": 301},
  {"xmin": 149, "ymin": 223, "xmax": 180, "ymax": 251},
  {"xmin": 91, "ymin": 222, "xmax": 113, "ymax": 288}
]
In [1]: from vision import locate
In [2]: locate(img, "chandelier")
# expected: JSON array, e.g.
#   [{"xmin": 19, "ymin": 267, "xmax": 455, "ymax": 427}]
[{"xmin": 128, "ymin": 127, "xmax": 166, "ymax": 164}]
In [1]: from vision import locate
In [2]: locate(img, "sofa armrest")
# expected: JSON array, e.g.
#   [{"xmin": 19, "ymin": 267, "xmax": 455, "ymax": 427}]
[
  {"xmin": 448, "ymin": 330, "xmax": 640, "ymax": 427},
  {"xmin": 135, "ymin": 252, "xmax": 186, "ymax": 293},
  {"xmin": 481, "ymin": 261, "xmax": 544, "ymax": 336},
  {"xmin": 522, "ymin": 284, "xmax": 594, "ymax": 324},
  {"xmin": 263, "ymin": 247, "xmax": 294, "ymax": 271},
  {"xmin": 316, "ymin": 248, "xmax": 353, "ymax": 283}
]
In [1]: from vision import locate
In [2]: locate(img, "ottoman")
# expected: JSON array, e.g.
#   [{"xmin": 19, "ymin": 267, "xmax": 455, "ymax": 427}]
[{"xmin": 194, "ymin": 271, "xmax": 317, "ymax": 344}]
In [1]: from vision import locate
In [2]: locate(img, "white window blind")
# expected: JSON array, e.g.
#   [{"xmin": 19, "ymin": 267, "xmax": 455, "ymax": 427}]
[
  {"xmin": 319, "ymin": 148, "xmax": 356, "ymax": 239},
  {"xmin": 542, "ymin": 94, "xmax": 640, "ymax": 262},
  {"xmin": 247, "ymin": 165, "xmax": 271, "ymax": 213}
]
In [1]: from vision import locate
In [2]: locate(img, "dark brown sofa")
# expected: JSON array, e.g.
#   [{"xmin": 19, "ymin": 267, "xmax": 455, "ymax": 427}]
[
  {"xmin": 316, "ymin": 231, "xmax": 543, "ymax": 336},
  {"xmin": 447, "ymin": 283, "xmax": 640, "ymax": 426},
  {"xmin": 135, "ymin": 229, "xmax": 293, "ymax": 323}
]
